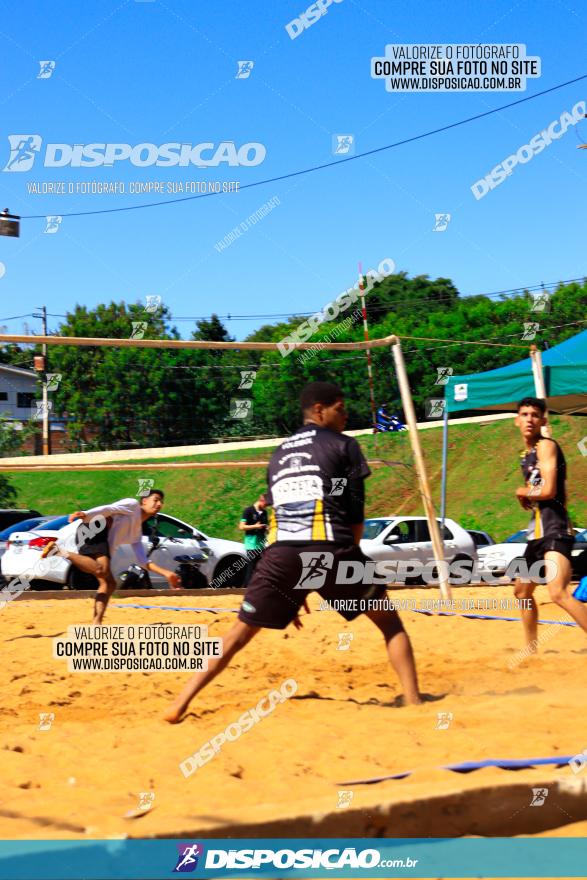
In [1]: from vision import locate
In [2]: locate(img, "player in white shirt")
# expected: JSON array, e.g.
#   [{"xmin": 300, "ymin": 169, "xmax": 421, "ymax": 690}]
[{"xmin": 51, "ymin": 489, "xmax": 180, "ymax": 623}]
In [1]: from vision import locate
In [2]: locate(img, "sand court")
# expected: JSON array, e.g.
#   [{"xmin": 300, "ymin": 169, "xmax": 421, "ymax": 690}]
[{"xmin": 1, "ymin": 585, "xmax": 586, "ymax": 841}]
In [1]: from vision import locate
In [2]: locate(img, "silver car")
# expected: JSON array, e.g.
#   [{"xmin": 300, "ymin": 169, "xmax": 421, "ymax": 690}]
[{"xmin": 360, "ymin": 516, "xmax": 477, "ymax": 583}]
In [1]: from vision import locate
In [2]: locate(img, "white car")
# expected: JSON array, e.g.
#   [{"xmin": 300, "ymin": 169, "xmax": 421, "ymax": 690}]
[
  {"xmin": 477, "ymin": 528, "xmax": 587, "ymax": 579},
  {"xmin": 0, "ymin": 512, "xmax": 248, "ymax": 590},
  {"xmin": 360, "ymin": 516, "xmax": 477, "ymax": 583}
]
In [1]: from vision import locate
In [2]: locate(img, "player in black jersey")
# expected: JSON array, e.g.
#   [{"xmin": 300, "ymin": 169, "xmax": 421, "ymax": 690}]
[
  {"xmin": 165, "ymin": 382, "xmax": 421, "ymax": 722},
  {"xmin": 513, "ymin": 397, "xmax": 587, "ymax": 649}
]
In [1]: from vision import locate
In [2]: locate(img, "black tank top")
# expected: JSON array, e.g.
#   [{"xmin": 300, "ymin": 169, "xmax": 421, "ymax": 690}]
[{"xmin": 520, "ymin": 439, "xmax": 571, "ymax": 539}]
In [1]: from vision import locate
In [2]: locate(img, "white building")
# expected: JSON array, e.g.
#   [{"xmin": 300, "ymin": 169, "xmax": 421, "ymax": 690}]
[{"xmin": 0, "ymin": 364, "xmax": 38, "ymax": 421}]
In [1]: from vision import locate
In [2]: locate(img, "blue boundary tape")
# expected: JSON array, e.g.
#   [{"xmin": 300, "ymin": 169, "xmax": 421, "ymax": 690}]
[
  {"xmin": 339, "ymin": 755, "xmax": 575, "ymax": 785},
  {"xmin": 111, "ymin": 603, "xmax": 239, "ymax": 613},
  {"xmin": 410, "ymin": 608, "xmax": 578, "ymax": 626},
  {"xmin": 109, "ymin": 603, "xmax": 578, "ymax": 627}
]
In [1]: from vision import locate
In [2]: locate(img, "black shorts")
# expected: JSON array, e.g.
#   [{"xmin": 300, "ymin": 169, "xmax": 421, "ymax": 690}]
[
  {"xmin": 77, "ymin": 519, "xmax": 110, "ymax": 559},
  {"xmin": 523, "ymin": 535, "xmax": 574, "ymax": 569},
  {"xmin": 238, "ymin": 543, "xmax": 387, "ymax": 630}
]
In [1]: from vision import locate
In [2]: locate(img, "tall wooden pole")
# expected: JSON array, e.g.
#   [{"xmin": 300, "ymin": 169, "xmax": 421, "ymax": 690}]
[
  {"xmin": 530, "ymin": 346, "xmax": 552, "ymax": 438},
  {"xmin": 358, "ymin": 264, "xmax": 378, "ymax": 445},
  {"xmin": 391, "ymin": 339, "xmax": 452, "ymax": 601}
]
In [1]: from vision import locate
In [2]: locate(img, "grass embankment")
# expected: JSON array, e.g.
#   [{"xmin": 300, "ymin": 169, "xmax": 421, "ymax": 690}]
[{"xmin": 6, "ymin": 415, "xmax": 587, "ymax": 542}]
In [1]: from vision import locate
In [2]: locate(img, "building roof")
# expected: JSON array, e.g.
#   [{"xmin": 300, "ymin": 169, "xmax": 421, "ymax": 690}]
[{"xmin": 0, "ymin": 364, "xmax": 36, "ymax": 379}]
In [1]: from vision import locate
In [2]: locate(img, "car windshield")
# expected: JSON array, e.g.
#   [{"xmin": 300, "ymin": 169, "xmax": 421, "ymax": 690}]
[
  {"xmin": 0, "ymin": 517, "xmax": 48, "ymax": 540},
  {"xmin": 505, "ymin": 530, "xmax": 528, "ymax": 543},
  {"xmin": 575, "ymin": 529, "xmax": 587, "ymax": 543},
  {"xmin": 362, "ymin": 519, "xmax": 392, "ymax": 540},
  {"xmin": 36, "ymin": 516, "xmax": 70, "ymax": 531},
  {"xmin": 142, "ymin": 515, "xmax": 207, "ymax": 541},
  {"xmin": 469, "ymin": 531, "xmax": 493, "ymax": 547}
]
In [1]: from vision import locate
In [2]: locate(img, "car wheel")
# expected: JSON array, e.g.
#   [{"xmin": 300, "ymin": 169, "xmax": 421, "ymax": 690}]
[
  {"xmin": 504, "ymin": 557, "xmax": 525, "ymax": 583},
  {"xmin": 428, "ymin": 555, "xmax": 474, "ymax": 585},
  {"xmin": 179, "ymin": 568, "xmax": 208, "ymax": 589},
  {"xmin": 213, "ymin": 556, "xmax": 247, "ymax": 588},
  {"xmin": 448, "ymin": 554, "xmax": 475, "ymax": 585},
  {"xmin": 67, "ymin": 567, "xmax": 99, "ymax": 590},
  {"xmin": 29, "ymin": 579, "xmax": 61, "ymax": 591},
  {"xmin": 572, "ymin": 550, "xmax": 587, "ymax": 579}
]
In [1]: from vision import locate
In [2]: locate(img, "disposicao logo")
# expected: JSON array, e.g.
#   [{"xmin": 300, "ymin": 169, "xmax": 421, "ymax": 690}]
[
  {"xmin": 173, "ymin": 843, "xmax": 204, "ymax": 873},
  {"xmin": 3, "ymin": 136, "xmax": 266, "ymax": 171}
]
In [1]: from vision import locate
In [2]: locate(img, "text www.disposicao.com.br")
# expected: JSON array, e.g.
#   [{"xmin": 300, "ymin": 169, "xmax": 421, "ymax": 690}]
[{"xmin": 71, "ymin": 657, "xmax": 202, "ymax": 671}]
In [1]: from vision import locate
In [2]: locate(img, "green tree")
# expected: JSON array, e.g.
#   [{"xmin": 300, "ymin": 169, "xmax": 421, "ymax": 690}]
[
  {"xmin": 0, "ymin": 416, "xmax": 36, "ymax": 458},
  {"xmin": 242, "ymin": 276, "xmax": 587, "ymax": 432},
  {"xmin": 0, "ymin": 417, "xmax": 26, "ymax": 505},
  {"xmin": 29, "ymin": 276, "xmax": 586, "ymax": 450},
  {"xmin": 50, "ymin": 304, "xmax": 244, "ymax": 448},
  {"xmin": 192, "ymin": 314, "xmax": 234, "ymax": 342},
  {"xmin": 50, "ymin": 302, "xmax": 181, "ymax": 449},
  {"xmin": 0, "ymin": 475, "xmax": 17, "ymax": 506}
]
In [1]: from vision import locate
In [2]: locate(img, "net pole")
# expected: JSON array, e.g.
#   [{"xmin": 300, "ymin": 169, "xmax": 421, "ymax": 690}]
[
  {"xmin": 391, "ymin": 339, "xmax": 451, "ymax": 601},
  {"xmin": 440, "ymin": 401, "xmax": 448, "ymax": 526},
  {"xmin": 530, "ymin": 346, "xmax": 552, "ymax": 438},
  {"xmin": 358, "ymin": 264, "xmax": 379, "ymax": 449}
]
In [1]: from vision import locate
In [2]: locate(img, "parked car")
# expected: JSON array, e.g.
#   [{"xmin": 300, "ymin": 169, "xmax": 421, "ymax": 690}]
[
  {"xmin": 0, "ymin": 512, "xmax": 248, "ymax": 590},
  {"xmin": 467, "ymin": 529, "xmax": 496, "ymax": 549},
  {"xmin": 477, "ymin": 528, "xmax": 587, "ymax": 579},
  {"xmin": 360, "ymin": 516, "xmax": 477, "ymax": 583},
  {"xmin": 0, "ymin": 515, "xmax": 70, "ymax": 586},
  {"xmin": 0, "ymin": 515, "xmax": 64, "ymax": 567},
  {"xmin": 0, "ymin": 509, "xmax": 42, "ymax": 532}
]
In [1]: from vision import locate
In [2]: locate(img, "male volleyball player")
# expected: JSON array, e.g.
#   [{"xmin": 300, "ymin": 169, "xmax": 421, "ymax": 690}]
[
  {"xmin": 50, "ymin": 489, "xmax": 180, "ymax": 623},
  {"xmin": 165, "ymin": 381, "xmax": 421, "ymax": 723},
  {"xmin": 513, "ymin": 397, "xmax": 587, "ymax": 649}
]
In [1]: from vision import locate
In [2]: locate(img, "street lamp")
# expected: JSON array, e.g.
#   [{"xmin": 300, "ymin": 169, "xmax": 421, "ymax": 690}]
[{"xmin": 0, "ymin": 209, "xmax": 20, "ymax": 237}]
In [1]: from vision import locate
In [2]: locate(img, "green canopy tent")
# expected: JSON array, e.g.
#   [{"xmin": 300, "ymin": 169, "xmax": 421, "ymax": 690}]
[
  {"xmin": 439, "ymin": 328, "xmax": 587, "ymax": 520},
  {"xmin": 445, "ymin": 328, "xmax": 587, "ymax": 416}
]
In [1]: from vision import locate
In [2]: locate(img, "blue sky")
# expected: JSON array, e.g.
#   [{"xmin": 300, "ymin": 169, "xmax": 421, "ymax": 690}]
[{"xmin": 0, "ymin": 0, "xmax": 585, "ymax": 340}]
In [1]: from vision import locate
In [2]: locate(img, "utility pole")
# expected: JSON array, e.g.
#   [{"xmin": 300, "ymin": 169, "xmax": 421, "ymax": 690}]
[{"xmin": 33, "ymin": 305, "xmax": 50, "ymax": 455}]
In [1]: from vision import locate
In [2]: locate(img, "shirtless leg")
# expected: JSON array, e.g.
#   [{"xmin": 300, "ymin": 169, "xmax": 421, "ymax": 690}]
[
  {"xmin": 545, "ymin": 550, "xmax": 587, "ymax": 635},
  {"xmin": 513, "ymin": 577, "xmax": 538, "ymax": 651},
  {"xmin": 89, "ymin": 556, "xmax": 116, "ymax": 624},
  {"xmin": 164, "ymin": 620, "xmax": 259, "ymax": 723},
  {"xmin": 365, "ymin": 608, "xmax": 421, "ymax": 705}
]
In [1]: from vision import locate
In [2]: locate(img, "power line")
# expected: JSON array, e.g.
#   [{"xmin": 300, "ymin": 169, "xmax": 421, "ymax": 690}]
[
  {"xmin": 43, "ymin": 274, "xmax": 586, "ymax": 324},
  {"xmin": 400, "ymin": 319, "xmax": 587, "ymax": 355},
  {"xmin": 0, "ymin": 313, "xmax": 36, "ymax": 322},
  {"xmin": 19, "ymin": 73, "xmax": 587, "ymax": 220},
  {"xmin": 135, "ymin": 353, "xmax": 373, "ymax": 370}
]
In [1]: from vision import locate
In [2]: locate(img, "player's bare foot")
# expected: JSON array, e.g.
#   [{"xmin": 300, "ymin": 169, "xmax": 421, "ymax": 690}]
[
  {"xmin": 40, "ymin": 540, "xmax": 57, "ymax": 558},
  {"xmin": 45, "ymin": 543, "xmax": 71, "ymax": 560},
  {"xmin": 163, "ymin": 705, "xmax": 184, "ymax": 724}
]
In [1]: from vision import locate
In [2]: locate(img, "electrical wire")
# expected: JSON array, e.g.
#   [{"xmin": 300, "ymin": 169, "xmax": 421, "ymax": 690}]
[
  {"xmin": 0, "ymin": 313, "xmax": 36, "ymax": 322},
  {"xmin": 18, "ymin": 73, "xmax": 587, "ymax": 220},
  {"xmin": 41, "ymin": 275, "xmax": 586, "ymax": 324}
]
